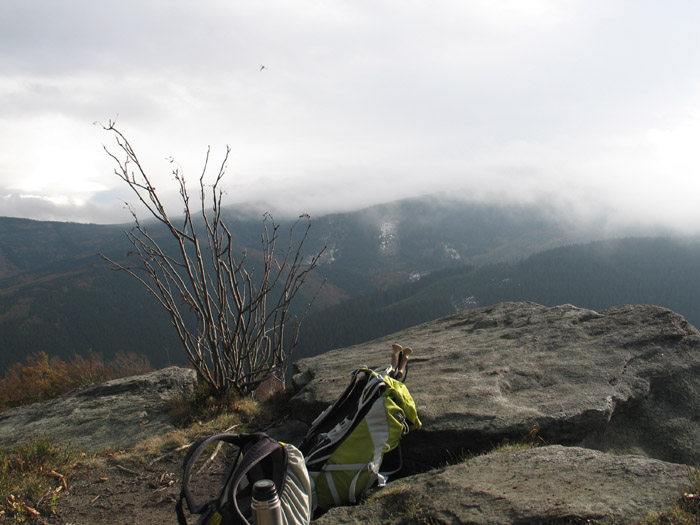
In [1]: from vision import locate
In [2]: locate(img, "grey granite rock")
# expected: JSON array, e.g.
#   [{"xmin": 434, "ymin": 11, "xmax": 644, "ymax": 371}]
[
  {"xmin": 2, "ymin": 302, "xmax": 699, "ymax": 524},
  {"xmin": 291, "ymin": 302, "xmax": 700, "ymax": 469},
  {"xmin": 0, "ymin": 366, "xmax": 196, "ymax": 452},
  {"xmin": 314, "ymin": 445, "xmax": 693, "ymax": 524}
]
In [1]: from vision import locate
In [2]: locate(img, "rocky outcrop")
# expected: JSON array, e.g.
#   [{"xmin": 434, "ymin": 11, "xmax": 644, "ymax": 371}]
[
  {"xmin": 291, "ymin": 302, "xmax": 700, "ymax": 471},
  {"xmin": 314, "ymin": 445, "xmax": 694, "ymax": 524},
  {"xmin": 2, "ymin": 302, "xmax": 698, "ymax": 523},
  {"xmin": 0, "ymin": 366, "xmax": 196, "ymax": 452}
]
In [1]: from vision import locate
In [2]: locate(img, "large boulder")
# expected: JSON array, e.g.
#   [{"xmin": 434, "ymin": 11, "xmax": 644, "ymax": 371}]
[
  {"xmin": 0, "ymin": 366, "xmax": 196, "ymax": 452},
  {"xmin": 291, "ymin": 302, "xmax": 700, "ymax": 469},
  {"xmin": 314, "ymin": 445, "xmax": 694, "ymax": 524}
]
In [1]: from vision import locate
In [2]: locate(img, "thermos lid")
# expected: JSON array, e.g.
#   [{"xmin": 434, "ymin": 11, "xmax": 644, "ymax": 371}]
[{"xmin": 252, "ymin": 479, "xmax": 278, "ymax": 501}]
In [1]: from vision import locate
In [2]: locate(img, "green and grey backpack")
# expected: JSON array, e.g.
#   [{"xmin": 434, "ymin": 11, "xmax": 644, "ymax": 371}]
[
  {"xmin": 176, "ymin": 432, "xmax": 312, "ymax": 525},
  {"xmin": 298, "ymin": 345, "xmax": 422, "ymax": 511}
]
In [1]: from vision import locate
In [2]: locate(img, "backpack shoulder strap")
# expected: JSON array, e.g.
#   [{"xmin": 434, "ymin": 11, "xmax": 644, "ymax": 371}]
[
  {"xmin": 227, "ymin": 436, "xmax": 286, "ymax": 523},
  {"xmin": 299, "ymin": 368, "xmax": 375, "ymax": 456},
  {"xmin": 176, "ymin": 433, "xmax": 270, "ymax": 525}
]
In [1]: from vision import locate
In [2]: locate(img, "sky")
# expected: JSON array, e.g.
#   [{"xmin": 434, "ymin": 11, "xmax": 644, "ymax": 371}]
[{"xmin": 1, "ymin": 1, "xmax": 700, "ymax": 232}]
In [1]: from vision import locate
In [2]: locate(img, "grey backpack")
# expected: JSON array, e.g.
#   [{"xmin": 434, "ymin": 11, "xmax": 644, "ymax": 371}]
[{"xmin": 176, "ymin": 432, "xmax": 312, "ymax": 524}]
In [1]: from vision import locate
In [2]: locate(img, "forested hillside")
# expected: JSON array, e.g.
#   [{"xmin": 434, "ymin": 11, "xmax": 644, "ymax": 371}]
[
  {"xmin": 0, "ymin": 218, "xmax": 128, "ymax": 282},
  {"xmin": 0, "ymin": 197, "xmax": 587, "ymax": 373},
  {"xmin": 0, "ymin": 257, "xmax": 186, "ymax": 372},
  {"xmin": 295, "ymin": 237, "xmax": 700, "ymax": 360}
]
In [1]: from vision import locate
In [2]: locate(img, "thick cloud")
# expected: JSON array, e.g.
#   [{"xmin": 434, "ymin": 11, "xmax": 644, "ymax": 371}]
[{"xmin": 1, "ymin": 1, "xmax": 700, "ymax": 232}]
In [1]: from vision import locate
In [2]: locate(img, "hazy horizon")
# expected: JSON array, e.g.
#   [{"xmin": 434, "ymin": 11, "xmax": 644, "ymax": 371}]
[{"xmin": 2, "ymin": 2, "xmax": 700, "ymax": 234}]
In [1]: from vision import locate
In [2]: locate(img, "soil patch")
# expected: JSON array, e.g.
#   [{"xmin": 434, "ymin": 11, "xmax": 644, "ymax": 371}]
[{"xmin": 46, "ymin": 452, "xmax": 217, "ymax": 524}]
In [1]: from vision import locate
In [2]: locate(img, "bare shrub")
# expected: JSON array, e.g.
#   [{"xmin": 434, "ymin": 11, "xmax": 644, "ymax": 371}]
[{"xmin": 99, "ymin": 123, "xmax": 324, "ymax": 397}]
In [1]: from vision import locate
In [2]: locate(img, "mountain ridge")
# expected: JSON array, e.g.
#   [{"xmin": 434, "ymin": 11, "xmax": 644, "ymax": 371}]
[{"xmin": 2, "ymin": 196, "xmax": 694, "ymax": 374}]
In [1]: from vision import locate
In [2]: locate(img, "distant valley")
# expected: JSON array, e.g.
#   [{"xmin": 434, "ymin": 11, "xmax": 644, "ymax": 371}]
[
  {"xmin": 1, "ymin": 196, "xmax": 697, "ymax": 373},
  {"xmin": 297, "ymin": 236, "xmax": 700, "ymax": 360}
]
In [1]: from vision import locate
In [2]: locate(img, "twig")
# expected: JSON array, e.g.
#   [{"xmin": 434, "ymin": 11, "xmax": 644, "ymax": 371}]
[
  {"xmin": 148, "ymin": 443, "xmax": 192, "ymax": 466},
  {"xmin": 22, "ymin": 505, "xmax": 40, "ymax": 517},
  {"xmin": 114, "ymin": 464, "xmax": 141, "ymax": 476},
  {"xmin": 46, "ymin": 469, "xmax": 68, "ymax": 490},
  {"xmin": 153, "ymin": 480, "xmax": 176, "ymax": 492},
  {"xmin": 196, "ymin": 442, "xmax": 223, "ymax": 474},
  {"xmin": 196, "ymin": 424, "xmax": 240, "ymax": 474}
]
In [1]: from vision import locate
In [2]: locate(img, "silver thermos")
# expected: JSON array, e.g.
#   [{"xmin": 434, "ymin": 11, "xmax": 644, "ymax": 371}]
[{"xmin": 251, "ymin": 479, "xmax": 282, "ymax": 525}]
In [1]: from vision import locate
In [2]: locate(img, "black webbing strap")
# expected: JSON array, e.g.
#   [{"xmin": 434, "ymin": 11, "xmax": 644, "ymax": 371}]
[
  {"xmin": 176, "ymin": 433, "xmax": 277, "ymax": 525},
  {"xmin": 228, "ymin": 437, "xmax": 284, "ymax": 524},
  {"xmin": 298, "ymin": 368, "xmax": 369, "ymax": 457}
]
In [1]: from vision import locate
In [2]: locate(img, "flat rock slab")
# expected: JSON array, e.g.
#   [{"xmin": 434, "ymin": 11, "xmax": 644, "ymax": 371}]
[
  {"xmin": 0, "ymin": 367, "xmax": 196, "ymax": 452},
  {"xmin": 314, "ymin": 445, "xmax": 693, "ymax": 524},
  {"xmin": 291, "ymin": 302, "xmax": 700, "ymax": 468}
]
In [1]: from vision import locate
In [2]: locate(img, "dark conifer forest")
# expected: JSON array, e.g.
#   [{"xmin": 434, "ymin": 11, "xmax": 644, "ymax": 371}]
[{"xmin": 1, "ymin": 200, "xmax": 699, "ymax": 374}]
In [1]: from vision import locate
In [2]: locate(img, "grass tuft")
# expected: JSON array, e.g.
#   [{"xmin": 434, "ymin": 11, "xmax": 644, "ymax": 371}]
[
  {"xmin": 363, "ymin": 484, "xmax": 438, "ymax": 524},
  {"xmin": 167, "ymin": 380, "xmax": 293, "ymax": 431},
  {"xmin": 0, "ymin": 436, "xmax": 82, "ymax": 522},
  {"xmin": 119, "ymin": 383, "xmax": 295, "ymax": 464},
  {"xmin": 444, "ymin": 426, "xmax": 547, "ymax": 467},
  {"xmin": 167, "ymin": 382, "xmax": 262, "ymax": 428}
]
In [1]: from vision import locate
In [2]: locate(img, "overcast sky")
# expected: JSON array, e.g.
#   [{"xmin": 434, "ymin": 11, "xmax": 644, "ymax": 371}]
[{"xmin": 1, "ymin": 1, "xmax": 699, "ymax": 232}]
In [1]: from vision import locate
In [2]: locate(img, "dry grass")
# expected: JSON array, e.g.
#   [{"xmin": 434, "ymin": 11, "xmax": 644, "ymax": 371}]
[
  {"xmin": 0, "ymin": 436, "xmax": 85, "ymax": 522},
  {"xmin": 0, "ymin": 381, "xmax": 294, "ymax": 522},
  {"xmin": 363, "ymin": 484, "xmax": 438, "ymax": 524},
  {"xmin": 117, "ymin": 384, "xmax": 291, "ymax": 465},
  {"xmin": 167, "ymin": 381, "xmax": 262, "ymax": 428},
  {"xmin": 444, "ymin": 426, "xmax": 546, "ymax": 466}
]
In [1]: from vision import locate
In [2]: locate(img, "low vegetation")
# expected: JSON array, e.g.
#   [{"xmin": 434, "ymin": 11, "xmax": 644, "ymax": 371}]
[
  {"xmin": 167, "ymin": 382, "xmax": 262, "ymax": 429},
  {"xmin": 116, "ymin": 382, "xmax": 292, "ymax": 464},
  {"xmin": 442, "ymin": 426, "xmax": 547, "ymax": 465},
  {"xmin": 362, "ymin": 483, "xmax": 438, "ymax": 524},
  {"xmin": 0, "ymin": 436, "xmax": 83, "ymax": 522},
  {"xmin": 0, "ymin": 377, "xmax": 291, "ymax": 523},
  {"xmin": 483, "ymin": 426, "xmax": 548, "ymax": 456},
  {"xmin": 0, "ymin": 351, "xmax": 152, "ymax": 412}
]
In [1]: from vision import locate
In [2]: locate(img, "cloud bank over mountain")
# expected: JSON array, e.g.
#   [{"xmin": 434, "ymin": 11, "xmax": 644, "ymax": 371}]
[{"xmin": 1, "ymin": 1, "xmax": 700, "ymax": 232}]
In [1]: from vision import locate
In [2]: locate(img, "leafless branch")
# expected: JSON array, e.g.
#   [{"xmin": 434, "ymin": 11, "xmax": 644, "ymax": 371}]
[{"xmin": 99, "ymin": 123, "xmax": 325, "ymax": 396}]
